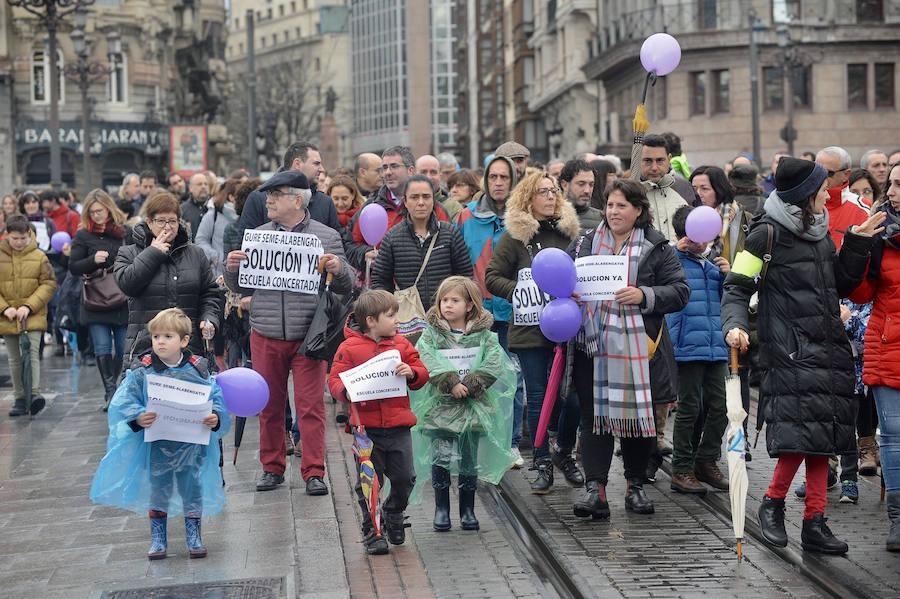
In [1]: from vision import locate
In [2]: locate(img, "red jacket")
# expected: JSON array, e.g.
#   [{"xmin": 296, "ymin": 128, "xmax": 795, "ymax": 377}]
[
  {"xmin": 826, "ymin": 184, "xmax": 870, "ymax": 250},
  {"xmin": 47, "ymin": 204, "xmax": 80, "ymax": 238},
  {"xmin": 850, "ymin": 242, "xmax": 900, "ymax": 389},
  {"xmin": 328, "ymin": 313, "xmax": 429, "ymax": 429}
]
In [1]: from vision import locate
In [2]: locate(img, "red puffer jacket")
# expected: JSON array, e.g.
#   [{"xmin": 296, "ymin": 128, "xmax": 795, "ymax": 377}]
[
  {"xmin": 328, "ymin": 312, "xmax": 429, "ymax": 428},
  {"xmin": 849, "ymin": 241, "xmax": 900, "ymax": 389}
]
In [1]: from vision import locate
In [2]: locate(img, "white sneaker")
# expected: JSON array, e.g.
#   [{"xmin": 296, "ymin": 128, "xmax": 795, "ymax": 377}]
[{"xmin": 511, "ymin": 447, "xmax": 524, "ymax": 469}]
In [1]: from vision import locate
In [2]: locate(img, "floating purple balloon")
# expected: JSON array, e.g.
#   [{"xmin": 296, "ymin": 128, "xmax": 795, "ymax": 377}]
[
  {"xmin": 216, "ymin": 367, "xmax": 270, "ymax": 417},
  {"xmin": 640, "ymin": 33, "xmax": 681, "ymax": 77},
  {"xmin": 50, "ymin": 231, "xmax": 71, "ymax": 252},
  {"xmin": 685, "ymin": 206, "xmax": 723, "ymax": 244},
  {"xmin": 539, "ymin": 298, "xmax": 582, "ymax": 343},
  {"xmin": 532, "ymin": 248, "xmax": 577, "ymax": 298},
  {"xmin": 359, "ymin": 203, "xmax": 389, "ymax": 246}
]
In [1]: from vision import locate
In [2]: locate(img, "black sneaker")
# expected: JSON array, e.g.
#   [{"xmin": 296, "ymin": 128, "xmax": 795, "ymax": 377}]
[
  {"xmin": 530, "ymin": 460, "xmax": 554, "ymax": 494},
  {"xmin": 362, "ymin": 526, "xmax": 389, "ymax": 555},
  {"xmin": 28, "ymin": 395, "xmax": 45, "ymax": 416},
  {"xmin": 256, "ymin": 471, "xmax": 285, "ymax": 491},
  {"xmin": 551, "ymin": 448, "xmax": 584, "ymax": 487},
  {"xmin": 305, "ymin": 475, "xmax": 328, "ymax": 496}
]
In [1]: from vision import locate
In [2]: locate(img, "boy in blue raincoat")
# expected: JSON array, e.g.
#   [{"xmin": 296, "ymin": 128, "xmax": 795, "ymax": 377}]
[{"xmin": 90, "ymin": 308, "xmax": 229, "ymax": 560}]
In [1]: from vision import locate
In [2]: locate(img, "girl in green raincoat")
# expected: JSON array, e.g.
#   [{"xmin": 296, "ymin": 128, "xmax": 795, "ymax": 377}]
[{"xmin": 411, "ymin": 276, "xmax": 517, "ymax": 532}]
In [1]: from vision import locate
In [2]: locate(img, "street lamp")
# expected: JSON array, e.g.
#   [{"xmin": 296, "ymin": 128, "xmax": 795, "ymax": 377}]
[
  {"xmin": 547, "ymin": 119, "xmax": 564, "ymax": 158},
  {"xmin": 773, "ymin": 24, "xmax": 820, "ymax": 156},
  {"xmin": 64, "ymin": 10, "xmax": 118, "ymax": 193},
  {"xmin": 7, "ymin": 0, "xmax": 96, "ymax": 189}
]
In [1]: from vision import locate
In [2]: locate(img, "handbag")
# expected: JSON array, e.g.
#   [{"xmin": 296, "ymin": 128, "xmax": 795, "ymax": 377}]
[
  {"xmin": 394, "ymin": 232, "xmax": 438, "ymax": 340},
  {"xmin": 83, "ymin": 268, "xmax": 127, "ymax": 311}
]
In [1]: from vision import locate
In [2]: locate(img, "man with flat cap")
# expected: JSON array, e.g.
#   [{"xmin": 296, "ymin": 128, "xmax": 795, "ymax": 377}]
[
  {"xmin": 495, "ymin": 141, "xmax": 531, "ymax": 181},
  {"xmin": 225, "ymin": 171, "xmax": 355, "ymax": 495}
]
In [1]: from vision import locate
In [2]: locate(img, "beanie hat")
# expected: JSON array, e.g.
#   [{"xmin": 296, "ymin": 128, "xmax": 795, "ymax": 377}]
[
  {"xmin": 775, "ymin": 157, "xmax": 827, "ymax": 205},
  {"xmin": 728, "ymin": 164, "xmax": 760, "ymax": 190}
]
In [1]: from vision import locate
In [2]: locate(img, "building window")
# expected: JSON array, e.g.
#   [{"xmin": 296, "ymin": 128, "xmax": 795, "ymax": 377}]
[
  {"xmin": 523, "ymin": 56, "xmax": 533, "ymax": 103},
  {"xmin": 875, "ymin": 63, "xmax": 895, "ymax": 108},
  {"xmin": 713, "ymin": 69, "xmax": 730, "ymax": 113},
  {"xmin": 271, "ymin": 34, "xmax": 277, "ymax": 45},
  {"xmin": 279, "ymin": 4, "xmax": 284, "ymax": 16},
  {"xmin": 773, "ymin": 0, "xmax": 801, "ymax": 23},
  {"xmin": 283, "ymin": 31, "xmax": 289, "ymax": 42},
  {"xmin": 847, "ymin": 63, "xmax": 867, "ymax": 108},
  {"xmin": 107, "ymin": 52, "xmax": 127, "ymax": 104},
  {"xmin": 266, "ymin": 7, "xmax": 272, "ymax": 19},
  {"xmin": 238, "ymin": 41, "xmax": 243, "ymax": 53},
  {"xmin": 857, "ymin": 0, "xmax": 883, "ymax": 22},
  {"xmin": 295, "ymin": 26, "xmax": 301, "ymax": 38},
  {"xmin": 698, "ymin": 0, "xmax": 717, "ymax": 29},
  {"xmin": 689, "ymin": 71, "xmax": 706, "ymax": 116},
  {"xmin": 763, "ymin": 66, "xmax": 783, "ymax": 110},
  {"xmin": 291, "ymin": 1, "xmax": 296, "ymax": 11},
  {"xmin": 260, "ymin": 37, "xmax": 266, "ymax": 48},
  {"xmin": 30, "ymin": 49, "xmax": 64, "ymax": 104},
  {"xmin": 235, "ymin": 17, "xmax": 239, "ymax": 29},
  {"xmin": 792, "ymin": 65, "xmax": 812, "ymax": 109}
]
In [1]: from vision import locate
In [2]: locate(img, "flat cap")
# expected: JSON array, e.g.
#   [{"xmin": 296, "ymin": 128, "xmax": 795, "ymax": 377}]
[
  {"xmin": 258, "ymin": 170, "xmax": 310, "ymax": 193},
  {"xmin": 494, "ymin": 141, "xmax": 531, "ymax": 159}
]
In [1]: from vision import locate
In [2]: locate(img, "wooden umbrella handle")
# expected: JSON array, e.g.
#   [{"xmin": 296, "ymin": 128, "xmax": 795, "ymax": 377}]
[{"xmin": 730, "ymin": 346, "xmax": 740, "ymax": 375}]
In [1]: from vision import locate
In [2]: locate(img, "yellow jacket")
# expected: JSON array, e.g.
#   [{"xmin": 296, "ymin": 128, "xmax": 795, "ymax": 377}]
[{"xmin": 0, "ymin": 231, "xmax": 57, "ymax": 335}]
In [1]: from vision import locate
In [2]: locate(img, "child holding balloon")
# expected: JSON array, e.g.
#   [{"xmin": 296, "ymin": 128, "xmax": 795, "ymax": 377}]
[
  {"xmin": 409, "ymin": 276, "xmax": 517, "ymax": 532},
  {"xmin": 90, "ymin": 308, "xmax": 230, "ymax": 561}
]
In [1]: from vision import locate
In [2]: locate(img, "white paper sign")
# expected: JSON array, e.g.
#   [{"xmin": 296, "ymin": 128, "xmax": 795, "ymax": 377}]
[
  {"xmin": 574, "ymin": 255, "xmax": 629, "ymax": 300},
  {"xmin": 33, "ymin": 221, "xmax": 50, "ymax": 251},
  {"xmin": 338, "ymin": 349, "xmax": 407, "ymax": 402},
  {"xmin": 143, "ymin": 374, "xmax": 214, "ymax": 445},
  {"xmin": 438, "ymin": 347, "xmax": 479, "ymax": 378},
  {"xmin": 512, "ymin": 268, "xmax": 551, "ymax": 326},
  {"xmin": 238, "ymin": 230, "xmax": 324, "ymax": 294}
]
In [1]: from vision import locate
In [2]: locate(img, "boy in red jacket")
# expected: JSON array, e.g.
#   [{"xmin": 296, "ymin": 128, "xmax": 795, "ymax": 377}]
[{"xmin": 328, "ymin": 290, "xmax": 429, "ymax": 555}]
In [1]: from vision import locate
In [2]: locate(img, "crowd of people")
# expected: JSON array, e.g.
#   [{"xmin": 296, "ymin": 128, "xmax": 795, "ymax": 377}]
[{"xmin": 2, "ymin": 133, "xmax": 898, "ymax": 561}]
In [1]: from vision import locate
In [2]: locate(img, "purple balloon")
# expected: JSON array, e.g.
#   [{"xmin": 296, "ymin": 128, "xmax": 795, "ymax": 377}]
[
  {"xmin": 531, "ymin": 248, "xmax": 577, "ymax": 298},
  {"xmin": 50, "ymin": 231, "xmax": 71, "ymax": 252},
  {"xmin": 215, "ymin": 367, "xmax": 270, "ymax": 417},
  {"xmin": 640, "ymin": 33, "xmax": 681, "ymax": 77},
  {"xmin": 539, "ymin": 298, "xmax": 582, "ymax": 343},
  {"xmin": 685, "ymin": 206, "xmax": 723, "ymax": 244},
  {"xmin": 359, "ymin": 203, "xmax": 389, "ymax": 246}
]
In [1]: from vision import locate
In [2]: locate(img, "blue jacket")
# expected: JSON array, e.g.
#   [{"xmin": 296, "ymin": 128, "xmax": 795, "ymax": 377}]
[
  {"xmin": 665, "ymin": 249, "xmax": 729, "ymax": 362},
  {"xmin": 457, "ymin": 195, "xmax": 511, "ymax": 323}
]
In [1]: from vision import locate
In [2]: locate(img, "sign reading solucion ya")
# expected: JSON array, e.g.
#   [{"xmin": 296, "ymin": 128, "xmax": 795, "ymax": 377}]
[
  {"xmin": 338, "ymin": 350, "xmax": 407, "ymax": 403},
  {"xmin": 238, "ymin": 230, "xmax": 324, "ymax": 293}
]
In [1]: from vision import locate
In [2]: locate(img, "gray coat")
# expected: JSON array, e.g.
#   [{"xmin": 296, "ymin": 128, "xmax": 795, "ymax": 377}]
[{"xmin": 224, "ymin": 211, "xmax": 355, "ymax": 341}]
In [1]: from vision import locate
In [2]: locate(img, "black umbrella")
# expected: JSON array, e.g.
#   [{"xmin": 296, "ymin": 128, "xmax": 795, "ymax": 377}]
[{"xmin": 232, "ymin": 415, "xmax": 247, "ymax": 465}]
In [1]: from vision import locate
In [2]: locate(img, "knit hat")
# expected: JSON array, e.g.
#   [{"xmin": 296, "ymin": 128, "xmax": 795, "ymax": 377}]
[
  {"xmin": 494, "ymin": 141, "xmax": 530, "ymax": 159},
  {"xmin": 775, "ymin": 157, "xmax": 827, "ymax": 205},
  {"xmin": 728, "ymin": 164, "xmax": 760, "ymax": 190}
]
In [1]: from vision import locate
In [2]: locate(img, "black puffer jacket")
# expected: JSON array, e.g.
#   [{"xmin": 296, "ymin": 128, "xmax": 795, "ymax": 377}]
[
  {"xmin": 371, "ymin": 213, "xmax": 472, "ymax": 307},
  {"xmin": 114, "ymin": 221, "xmax": 223, "ymax": 363},
  {"xmin": 566, "ymin": 226, "xmax": 689, "ymax": 404},
  {"xmin": 68, "ymin": 226, "xmax": 132, "ymax": 327},
  {"xmin": 721, "ymin": 217, "xmax": 872, "ymax": 457}
]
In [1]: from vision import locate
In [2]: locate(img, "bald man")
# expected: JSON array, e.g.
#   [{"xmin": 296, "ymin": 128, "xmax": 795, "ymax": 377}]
[
  {"xmin": 355, "ymin": 152, "xmax": 383, "ymax": 198},
  {"xmin": 415, "ymin": 155, "xmax": 442, "ymax": 191}
]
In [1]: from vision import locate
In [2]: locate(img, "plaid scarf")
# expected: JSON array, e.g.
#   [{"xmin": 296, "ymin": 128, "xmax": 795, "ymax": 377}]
[
  {"xmin": 86, "ymin": 217, "xmax": 125, "ymax": 239},
  {"xmin": 580, "ymin": 224, "xmax": 656, "ymax": 438}
]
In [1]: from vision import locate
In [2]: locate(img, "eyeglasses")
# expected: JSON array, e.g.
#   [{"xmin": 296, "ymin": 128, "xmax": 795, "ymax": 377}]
[
  {"xmin": 536, "ymin": 187, "xmax": 559, "ymax": 196},
  {"xmin": 265, "ymin": 190, "xmax": 293, "ymax": 199},
  {"xmin": 151, "ymin": 218, "xmax": 179, "ymax": 228},
  {"xmin": 378, "ymin": 163, "xmax": 406, "ymax": 173},
  {"xmin": 88, "ymin": 207, "xmax": 107, "ymax": 216},
  {"xmin": 827, "ymin": 170, "xmax": 837, "ymax": 178}
]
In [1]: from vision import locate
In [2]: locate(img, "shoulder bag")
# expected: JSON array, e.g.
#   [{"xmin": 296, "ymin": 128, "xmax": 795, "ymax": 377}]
[{"xmin": 394, "ymin": 232, "xmax": 438, "ymax": 340}]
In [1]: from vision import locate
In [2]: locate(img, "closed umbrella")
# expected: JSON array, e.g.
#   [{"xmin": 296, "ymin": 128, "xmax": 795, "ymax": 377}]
[
  {"xmin": 349, "ymin": 403, "xmax": 382, "ymax": 535},
  {"xmin": 232, "ymin": 416, "xmax": 247, "ymax": 465},
  {"xmin": 19, "ymin": 321, "xmax": 32, "ymax": 415},
  {"xmin": 534, "ymin": 345, "xmax": 565, "ymax": 448},
  {"xmin": 725, "ymin": 347, "xmax": 749, "ymax": 560}
]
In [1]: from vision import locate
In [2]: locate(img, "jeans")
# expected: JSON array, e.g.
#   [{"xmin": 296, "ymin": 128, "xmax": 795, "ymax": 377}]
[
  {"xmin": 873, "ymin": 385, "xmax": 900, "ymax": 493},
  {"xmin": 88, "ymin": 323, "xmax": 127, "ymax": 357},
  {"xmin": 2, "ymin": 331, "xmax": 42, "ymax": 397},
  {"xmin": 672, "ymin": 361, "xmax": 728, "ymax": 473},
  {"xmin": 493, "ymin": 321, "xmax": 525, "ymax": 449},
  {"xmin": 516, "ymin": 346, "xmax": 555, "ymax": 461},
  {"xmin": 552, "ymin": 392, "xmax": 581, "ymax": 451}
]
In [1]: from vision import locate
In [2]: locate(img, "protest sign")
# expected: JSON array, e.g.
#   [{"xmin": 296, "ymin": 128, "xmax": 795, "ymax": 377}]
[
  {"xmin": 238, "ymin": 230, "xmax": 324, "ymax": 293},
  {"xmin": 512, "ymin": 268, "xmax": 551, "ymax": 326},
  {"xmin": 438, "ymin": 347, "xmax": 480, "ymax": 378},
  {"xmin": 143, "ymin": 373, "xmax": 214, "ymax": 444},
  {"xmin": 574, "ymin": 255, "xmax": 628, "ymax": 300},
  {"xmin": 338, "ymin": 349, "xmax": 407, "ymax": 402}
]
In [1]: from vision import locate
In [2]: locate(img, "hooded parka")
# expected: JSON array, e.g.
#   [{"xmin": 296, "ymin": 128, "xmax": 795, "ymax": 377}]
[{"xmin": 0, "ymin": 231, "xmax": 57, "ymax": 335}]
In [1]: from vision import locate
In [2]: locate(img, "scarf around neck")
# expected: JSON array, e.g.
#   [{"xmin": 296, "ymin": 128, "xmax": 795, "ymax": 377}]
[
  {"xmin": 764, "ymin": 192, "xmax": 829, "ymax": 241},
  {"xmin": 87, "ymin": 217, "xmax": 125, "ymax": 238},
  {"xmin": 879, "ymin": 201, "xmax": 900, "ymax": 251},
  {"xmin": 579, "ymin": 223, "xmax": 656, "ymax": 438}
]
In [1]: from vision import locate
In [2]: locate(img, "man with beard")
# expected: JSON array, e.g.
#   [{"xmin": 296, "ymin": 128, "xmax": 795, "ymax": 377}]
[
  {"xmin": 180, "ymin": 173, "xmax": 210, "ymax": 241},
  {"xmin": 559, "ymin": 159, "xmax": 602, "ymax": 231}
]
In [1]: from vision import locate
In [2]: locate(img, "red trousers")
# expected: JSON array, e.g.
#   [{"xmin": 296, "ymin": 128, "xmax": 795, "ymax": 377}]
[
  {"xmin": 251, "ymin": 331, "xmax": 327, "ymax": 481},
  {"xmin": 766, "ymin": 453, "xmax": 829, "ymax": 520}
]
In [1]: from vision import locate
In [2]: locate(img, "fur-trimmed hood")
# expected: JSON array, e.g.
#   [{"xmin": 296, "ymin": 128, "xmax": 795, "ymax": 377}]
[
  {"xmin": 503, "ymin": 193, "xmax": 580, "ymax": 243},
  {"xmin": 425, "ymin": 305, "xmax": 494, "ymax": 334}
]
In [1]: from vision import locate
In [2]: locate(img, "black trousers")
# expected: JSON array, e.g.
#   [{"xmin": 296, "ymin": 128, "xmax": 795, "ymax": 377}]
[
  {"xmin": 354, "ymin": 427, "xmax": 416, "ymax": 528},
  {"xmin": 574, "ymin": 351, "xmax": 654, "ymax": 485}
]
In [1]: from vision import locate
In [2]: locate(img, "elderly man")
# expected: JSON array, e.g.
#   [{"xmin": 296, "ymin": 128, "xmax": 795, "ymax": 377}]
[
  {"xmin": 118, "ymin": 173, "xmax": 142, "ymax": 216},
  {"xmin": 225, "ymin": 171, "xmax": 354, "ymax": 494},
  {"xmin": 180, "ymin": 173, "xmax": 210, "ymax": 241},
  {"xmin": 860, "ymin": 149, "xmax": 889, "ymax": 189},
  {"xmin": 355, "ymin": 152, "xmax": 383, "ymax": 198},
  {"xmin": 547, "ymin": 159, "xmax": 565, "ymax": 181},
  {"xmin": 436, "ymin": 152, "xmax": 457, "ymax": 190},
  {"xmin": 817, "ymin": 146, "xmax": 872, "ymax": 248}
]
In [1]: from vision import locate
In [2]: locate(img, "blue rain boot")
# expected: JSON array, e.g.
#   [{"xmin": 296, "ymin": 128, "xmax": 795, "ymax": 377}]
[
  {"xmin": 148, "ymin": 511, "xmax": 167, "ymax": 560},
  {"xmin": 185, "ymin": 516, "xmax": 207, "ymax": 558}
]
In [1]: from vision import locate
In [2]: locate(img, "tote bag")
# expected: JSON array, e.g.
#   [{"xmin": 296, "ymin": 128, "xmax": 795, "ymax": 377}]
[{"xmin": 394, "ymin": 232, "xmax": 438, "ymax": 341}]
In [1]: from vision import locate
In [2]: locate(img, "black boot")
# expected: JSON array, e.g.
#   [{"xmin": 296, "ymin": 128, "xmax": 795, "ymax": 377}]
[
  {"xmin": 458, "ymin": 475, "xmax": 479, "ymax": 531},
  {"xmin": 383, "ymin": 511, "xmax": 409, "ymax": 545},
  {"xmin": 801, "ymin": 513, "xmax": 848, "ymax": 554},
  {"xmin": 573, "ymin": 480, "xmax": 610, "ymax": 520},
  {"xmin": 624, "ymin": 479, "xmax": 654, "ymax": 514},
  {"xmin": 8, "ymin": 397, "xmax": 26, "ymax": 417},
  {"xmin": 96, "ymin": 355, "xmax": 116, "ymax": 410},
  {"xmin": 530, "ymin": 459, "xmax": 554, "ymax": 494},
  {"xmin": 758, "ymin": 496, "xmax": 788, "ymax": 547},
  {"xmin": 887, "ymin": 492, "xmax": 900, "ymax": 552},
  {"xmin": 432, "ymin": 465, "xmax": 451, "ymax": 532}
]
